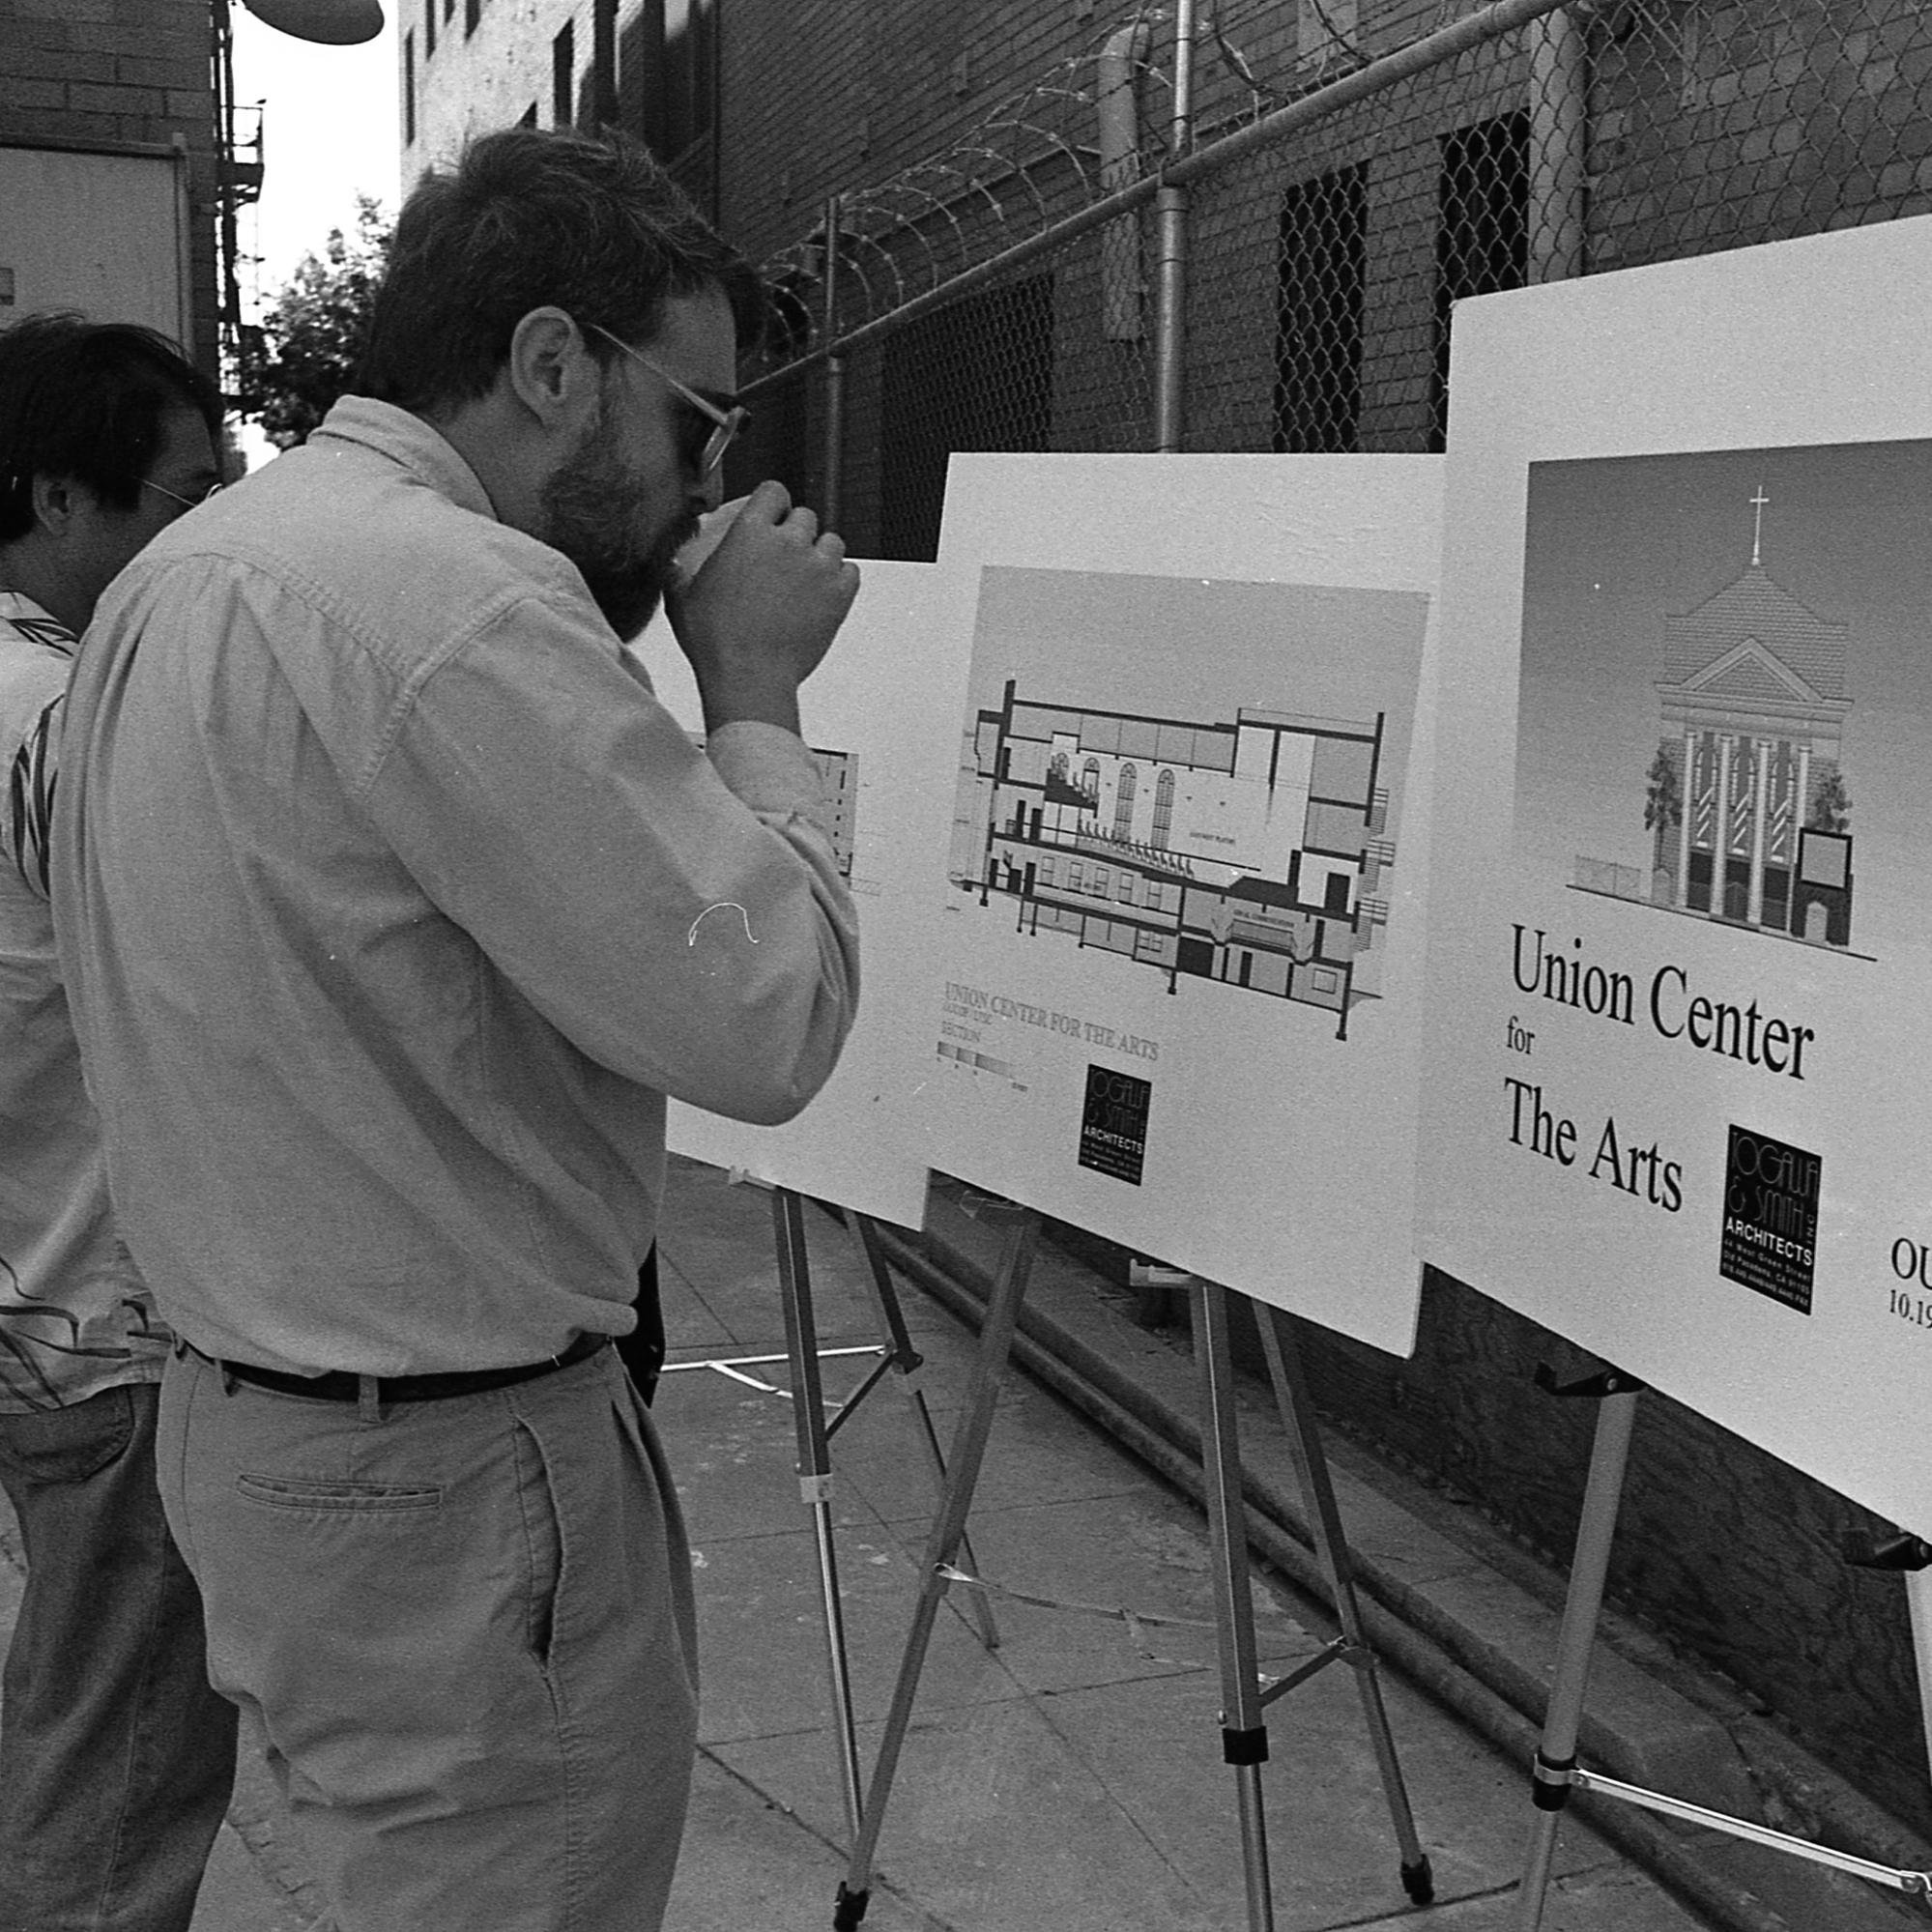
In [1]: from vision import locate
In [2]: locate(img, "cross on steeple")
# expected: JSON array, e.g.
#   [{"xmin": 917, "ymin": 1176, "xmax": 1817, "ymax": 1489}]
[{"xmin": 1750, "ymin": 485, "xmax": 1770, "ymax": 568}]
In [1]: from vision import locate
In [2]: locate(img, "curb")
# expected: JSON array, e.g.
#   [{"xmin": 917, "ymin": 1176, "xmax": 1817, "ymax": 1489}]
[{"xmin": 876, "ymin": 1201, "xmax": 1932, "ymax": 1932}]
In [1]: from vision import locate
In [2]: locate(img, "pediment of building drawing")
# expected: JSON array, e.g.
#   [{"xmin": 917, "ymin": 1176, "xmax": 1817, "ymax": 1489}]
[{"xmin": 1678, "ymin": 636, "xmax": 1822, "ymax": 706}]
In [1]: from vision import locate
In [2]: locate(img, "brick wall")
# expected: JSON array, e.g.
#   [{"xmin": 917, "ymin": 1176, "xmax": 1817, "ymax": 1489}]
[{"xmin": 0, "ymin": 0, "xmax": 220, "ymax": 376}]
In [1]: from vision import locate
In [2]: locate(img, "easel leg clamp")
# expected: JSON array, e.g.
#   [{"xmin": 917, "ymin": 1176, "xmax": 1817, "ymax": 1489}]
[
  {"xmin": 1529, "ymin": 1749, "xmax": 1576, "ymax": 1812},
  {"xmin": 1222, "ymin": 1724, "xmax": 1270, "ymax": 1767}
]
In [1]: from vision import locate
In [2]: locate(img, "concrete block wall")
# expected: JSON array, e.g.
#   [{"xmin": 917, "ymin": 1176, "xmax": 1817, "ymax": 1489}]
[{"xmin": 0, "ymin": 0, "xmax": 220, "ymax": 375}]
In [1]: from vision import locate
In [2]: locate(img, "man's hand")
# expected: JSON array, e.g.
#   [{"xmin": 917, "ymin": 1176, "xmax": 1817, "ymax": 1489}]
[{"xmin": 665, "ymin": 480, "xmax": 860, "ymax": 735}]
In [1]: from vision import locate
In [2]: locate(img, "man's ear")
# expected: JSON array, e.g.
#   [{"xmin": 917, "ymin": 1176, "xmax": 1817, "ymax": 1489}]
[
  {"xmin": 505, "ymin": 307, "xmax": 599, "ymax": 431},
  {"xmin": 28, "ymin": 474, "xmax": 89, "ymax": 538}
]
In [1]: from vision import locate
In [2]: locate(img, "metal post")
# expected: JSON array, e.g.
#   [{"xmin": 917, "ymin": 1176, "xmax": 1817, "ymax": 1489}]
[
  {"xmin": 1193, "ymin": 1281, "xmax": 1276, "ymax": 1932},
  {"xmin": 1514, "ymin": 1385, "xmax": 1642, "ymax": 1931},
  {"xmin": 1152, "ymin": 0, "xmax": 1197, "ymax": 450},
  {"xmin": 1527, "ymin": 4, "xmax": 1587, "ymax": 284},
  {"xmin": 837, "ymin": 1207, "xmax": 1040, "ymax": 1929},
  {"xmin": 771, "ymin": 1189, "xmax": 866, "ymax": 1847},
  {"xmin": 1908, "ymin": 1568, "xmax": 1932, "ymax": 1804},
  {"xmin": 821, "ymin": 195, "xmax": 846, "ymax": 527},
  {"xmin": 1257, "ymin": 1308, "xmax": 1434, "ymax": 1904},
  {"xmin": 850, "ymin": 1214, "xmax": 1001, "ymax": 1650}
]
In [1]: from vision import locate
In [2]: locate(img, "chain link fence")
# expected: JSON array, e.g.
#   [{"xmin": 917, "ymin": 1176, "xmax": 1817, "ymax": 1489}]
[{"xmin": 727, "ymin": 0, "xmax": 1932, "ymax": 561}]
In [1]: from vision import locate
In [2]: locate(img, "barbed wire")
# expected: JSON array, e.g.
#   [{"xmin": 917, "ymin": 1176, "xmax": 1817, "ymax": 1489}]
[{"xmin": 731, "ymin": 0, "xmax": 1932, "ymax": 557}]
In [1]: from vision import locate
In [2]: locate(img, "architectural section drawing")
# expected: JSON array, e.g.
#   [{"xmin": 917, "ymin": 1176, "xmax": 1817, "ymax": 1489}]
[
  {"xmin": 813, "ymin": 747, "xmax": 858, "ymax": 879},
  {"xmin": 1571, "ymin": 495, "xmax": 1858, "ymax": 950},
  {"xmin": 951, "ymin": 679, "xmax": 1393, "ymax": 1038}
]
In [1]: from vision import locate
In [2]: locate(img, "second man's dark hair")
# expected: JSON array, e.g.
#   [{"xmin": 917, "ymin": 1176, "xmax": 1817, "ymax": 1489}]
[
  {"xmin": 0, "ymin": 314, "xmax": 222, "ymax": 544},
  {"xmin": 357, "ymin": 125, "xmax": 765, "ymax": 415}
]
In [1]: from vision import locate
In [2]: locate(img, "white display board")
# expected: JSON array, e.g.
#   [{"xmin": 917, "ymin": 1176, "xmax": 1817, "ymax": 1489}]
[
  {"xmin": 1416, "ymin": 215, "xmax": 1932, "ymax": 1537},
  {"xmin": 922, "ymin": 455, "xmax": 1441, "ymax": 1353},
  {"xmin": 633, "ymin": 562, "xmax": 960, "ymax": 1229}
]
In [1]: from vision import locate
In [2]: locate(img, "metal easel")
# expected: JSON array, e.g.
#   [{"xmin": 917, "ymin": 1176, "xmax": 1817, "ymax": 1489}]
[
  {"xmin": 832, "ymin": 1201, "xmax": 1433, "ymax": 1930},
  {"xmin": 1514, "ymin": 1370, "xmax": 1932, "ymax": 1927},
  {"xmin": 663, "ymin": 1181, "xmax": 999, "ymax": 1854}
]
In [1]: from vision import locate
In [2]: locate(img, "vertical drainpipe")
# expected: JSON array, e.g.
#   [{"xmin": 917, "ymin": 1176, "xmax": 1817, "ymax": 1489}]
[
  {"xmin": 705, "ymin": 0, "xmax": 725, "ymax": 226},
  {"xmin": 170, "ymin": 131, "xmax": 194, "ymax": 363},
  {"xmin": 1153, "ymin": 0, "xmax": 1198, "ymax": 451},
  {"xmin": 821, "ymin": 195, "xmax": 845, "ymax": 529},
  {"xmin": 1097, "ymin": 19, "xmax": 1153, "ymax": 341},
  {"xmin": 1528, "ymin": 4, "xmax": 1588, "ymax": 283}
]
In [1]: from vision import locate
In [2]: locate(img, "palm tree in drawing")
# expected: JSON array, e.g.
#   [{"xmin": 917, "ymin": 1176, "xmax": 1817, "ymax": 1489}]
[
  {"xmin": 1644, "ymin": 745, "xmax": 1682, "ymax": 874},
  {"xmin": 1807, "ymin": 767, "xmax": 1851, "ymax": 834}
]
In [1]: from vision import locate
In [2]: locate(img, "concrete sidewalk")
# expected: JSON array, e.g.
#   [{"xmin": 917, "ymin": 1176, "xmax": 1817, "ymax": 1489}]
[{"xmin": 0, "ymin": 1153, "xmax": 1903, "ymax": 1927}]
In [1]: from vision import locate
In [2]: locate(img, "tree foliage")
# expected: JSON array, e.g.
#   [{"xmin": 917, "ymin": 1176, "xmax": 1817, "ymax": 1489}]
[
  {"xmin": 1807, "ymin": 765, "xmax": 1852, "ymax": 834},
  {"xmin": 231, "ymin": 195, "xmax": 391, "ymax": 450},
  {"xmin": 1643, "ymin": 744, "xmax": 1683, "ymax": 870}
]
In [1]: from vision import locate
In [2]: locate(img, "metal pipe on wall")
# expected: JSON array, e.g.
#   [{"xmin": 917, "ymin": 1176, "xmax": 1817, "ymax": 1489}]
[
  {"xmin": 820, "ymin": 195, "xmax": 846, "ymax": 529},
  {"xmin": 1097, "ymin": 20, "xmax": 1154, "ymax": 342},
  {"xmin": 1153, "ymin": 0, "xmax": 1198, "ymax": 450},
  {"xmin": 1527, "ymin": 4, "xmax": 1588, "ymax": 283}
]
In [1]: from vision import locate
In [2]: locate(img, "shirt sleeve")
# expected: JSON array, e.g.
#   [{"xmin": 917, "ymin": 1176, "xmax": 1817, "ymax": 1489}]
[
  {"xmin": 4, "ymin": 691, "xmax": 60, "ymax": 902},
  {"xmin": 361, "ymin": 592, "xmax": 860, "ymax": 1125}
]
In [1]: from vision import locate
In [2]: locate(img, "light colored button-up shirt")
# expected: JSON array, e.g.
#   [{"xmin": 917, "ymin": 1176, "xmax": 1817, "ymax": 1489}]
[
  {"xmin": 52, "ymin": 398, "xmax": 859, "ymax": 1377},
  {"xmin": 0, "ymin": 591, "xmax": 168, "ymax": 1409}
]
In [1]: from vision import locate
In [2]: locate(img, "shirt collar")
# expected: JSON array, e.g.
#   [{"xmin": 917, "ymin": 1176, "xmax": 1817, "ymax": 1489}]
[
  {"xmin": 308, "ymin": 396, "xmax": 499, "ymax": 522},
  {"xmin": 0, "ymin": 591, "xmax": 77, "ymax": 653}
]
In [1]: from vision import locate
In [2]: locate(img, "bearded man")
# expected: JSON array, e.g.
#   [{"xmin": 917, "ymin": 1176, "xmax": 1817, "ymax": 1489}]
[{"xmin": 50, "ymin": 127, "xmax": 860, "ymax": 1932}]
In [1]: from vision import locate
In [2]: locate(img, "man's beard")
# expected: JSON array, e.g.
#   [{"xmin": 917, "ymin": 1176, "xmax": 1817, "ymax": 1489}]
[{"xmin": 540, "ymin": 400, "xmax": 699, "ymax": 641}]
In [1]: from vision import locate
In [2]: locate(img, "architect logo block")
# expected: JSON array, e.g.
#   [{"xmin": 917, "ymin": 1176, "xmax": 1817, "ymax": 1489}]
[
  {"xmin": 1719, "ymin": 1125, "xmax": 1820, "ymax": 1315},
  {"xmin": 1079, "ymin": 1065, "xmax": 1153, "ymax": 1186}
]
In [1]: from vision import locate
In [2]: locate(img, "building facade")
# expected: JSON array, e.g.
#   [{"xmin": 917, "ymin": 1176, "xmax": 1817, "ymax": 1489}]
[
  {"xmin": 1651, "ymin": 558, "xmax": 1855, "ymax": 946},
  {"xmin": 401, "ymin": 0, "xmax": 715, "ymax": 211}
]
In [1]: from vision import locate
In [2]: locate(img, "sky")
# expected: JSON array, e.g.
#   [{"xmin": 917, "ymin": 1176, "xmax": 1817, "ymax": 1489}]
[{"xmin": 228, "ymin": 5, "xmax": 401, "ymax": 322}]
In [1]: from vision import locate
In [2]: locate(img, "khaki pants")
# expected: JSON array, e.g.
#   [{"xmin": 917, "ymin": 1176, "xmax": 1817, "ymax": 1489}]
[{"xmin": 158, "ymin": 1341, "xmax": 697, "ymax": 1932}]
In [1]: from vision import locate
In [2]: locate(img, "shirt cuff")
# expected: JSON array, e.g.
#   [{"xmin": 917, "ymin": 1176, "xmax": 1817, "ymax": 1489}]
[{"xmin": 706, "ymin": 720, "xmax": 833, "ymax": 833}]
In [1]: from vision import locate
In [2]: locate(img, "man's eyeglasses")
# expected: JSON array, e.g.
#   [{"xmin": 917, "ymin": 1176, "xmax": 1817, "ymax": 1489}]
[
  {"xmin": 141, "ymin": 476, "xmax": 224, "ymax": 510},
  {"xmin": 585, "ymin": 322, "xmax": 749, "ymax": 480}
]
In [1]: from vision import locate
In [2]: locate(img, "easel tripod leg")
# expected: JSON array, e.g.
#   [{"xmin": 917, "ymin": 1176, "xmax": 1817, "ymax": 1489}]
[
  {"xmin": 771, "ymin": 1189, "xmax": 867, "ymax": 1848},
  {"xmin": 851, "ymin": 1212, "xmax": 1000, "ymax": 1650},
  {"xmin": 1194, "ymin": 1282, "xmax": 1277, "ymax": 1932},
  {"xmin": 1256, "ymin": 1308, "xmax": 1433, "ymax": 1904},
  {"xmin": 1907, "ymin": 1567, "xmax": 1932, "ymax": 1799},
  {"xmin": 1514, "ymin": 1385, "xmax": 1642, "ymax": 1932},
  {"xmin": 836, "ymin": 1209, "xmax": 1042, "ymax": 1929}
]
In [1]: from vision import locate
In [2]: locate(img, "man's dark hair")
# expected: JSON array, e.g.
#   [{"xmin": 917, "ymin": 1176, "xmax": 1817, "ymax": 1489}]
[
  {"xmin": 358, "ymin": 126, "xmax": 765, "ymax": 415},
  {"xmin": 0, "ymin": 314, "xmax": 223, "ymax": 543}
]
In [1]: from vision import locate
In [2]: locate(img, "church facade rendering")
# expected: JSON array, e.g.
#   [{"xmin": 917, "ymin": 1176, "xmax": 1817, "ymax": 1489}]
[
  {"xmin": 1575, "ymin": 500, "xmax": 1857, "ymax": 950},
  {"xmin": 953, "ymin": 678, "xmax": 1393, "ymax": 1038}
]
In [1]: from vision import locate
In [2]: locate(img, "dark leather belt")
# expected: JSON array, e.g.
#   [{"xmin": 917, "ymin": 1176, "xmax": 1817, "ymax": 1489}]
[{"xmin": 212, "ymin": 1329, "xmax": 610, "ymax": 1403}]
